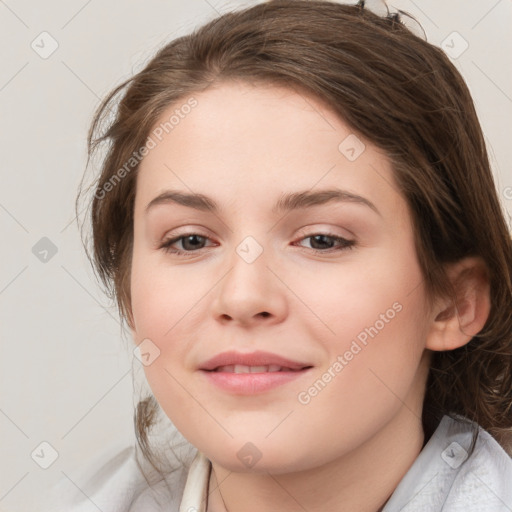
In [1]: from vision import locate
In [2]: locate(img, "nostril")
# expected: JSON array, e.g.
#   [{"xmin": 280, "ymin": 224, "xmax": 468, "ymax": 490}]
[{"xmin": 259, "ymin": 312, "xmax": 270, "ymax": 318}]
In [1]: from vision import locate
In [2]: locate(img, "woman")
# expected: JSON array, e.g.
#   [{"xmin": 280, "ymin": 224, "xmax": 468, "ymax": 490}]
[{"xmin": 44, "ymin": 1, "xmax": 512, "ymax": 510}]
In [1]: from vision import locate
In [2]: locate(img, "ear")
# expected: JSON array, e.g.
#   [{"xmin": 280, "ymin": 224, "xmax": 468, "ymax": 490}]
[{"xmin": 425, "ymin": 256, "xmax": 491, "ymax": 352}]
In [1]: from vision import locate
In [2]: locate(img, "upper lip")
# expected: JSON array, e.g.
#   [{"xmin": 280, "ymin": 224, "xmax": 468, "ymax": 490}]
[{"xmin": 199, "ymin": 350, "xmax": 312, "ymax": 371}]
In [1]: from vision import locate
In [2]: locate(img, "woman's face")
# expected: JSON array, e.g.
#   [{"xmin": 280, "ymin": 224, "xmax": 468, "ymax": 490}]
[{"xmin": 130, "ymin": 81, "xmax": 433, "ymax": 473}]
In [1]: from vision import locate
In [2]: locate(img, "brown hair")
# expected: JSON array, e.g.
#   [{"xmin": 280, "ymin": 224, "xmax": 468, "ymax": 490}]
[{"xmin": 78, "ymin": 0, "xmax": 512, "ymax": 471}]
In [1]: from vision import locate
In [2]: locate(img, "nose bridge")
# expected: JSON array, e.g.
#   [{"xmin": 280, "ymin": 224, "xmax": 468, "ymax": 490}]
[{"xmin": 212, "ymin": 234, "xmax": 287, "ymax": 325}]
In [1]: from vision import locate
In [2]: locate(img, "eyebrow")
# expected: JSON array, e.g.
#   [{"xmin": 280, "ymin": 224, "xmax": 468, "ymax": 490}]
[{"xmin": 145, "ymin": 188, "xmax": 381, "ymax": 217}]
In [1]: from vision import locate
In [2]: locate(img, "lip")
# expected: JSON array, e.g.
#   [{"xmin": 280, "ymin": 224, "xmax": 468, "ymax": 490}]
[
  {"xmin": 199, "ymin": 350, "xmax": 312, "ymax": 371},
  {"xmin": 198, "ymin": 350, "xmax": 313, "ymax": 395}
]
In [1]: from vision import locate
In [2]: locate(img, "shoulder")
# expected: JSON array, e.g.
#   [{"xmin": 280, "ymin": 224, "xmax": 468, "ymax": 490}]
[
  {"xmin": 383, "ymin": 415, "xmax": 512, "ymax": 512},
  {"xmin": 39, "ymin": 443, "xmax": 196, "ymax": 512}
]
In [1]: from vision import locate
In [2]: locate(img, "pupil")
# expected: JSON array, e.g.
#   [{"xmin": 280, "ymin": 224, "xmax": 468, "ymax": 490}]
[{"xmin": 183, "ymin": 235, "xmax": 204, "ymax": 250}]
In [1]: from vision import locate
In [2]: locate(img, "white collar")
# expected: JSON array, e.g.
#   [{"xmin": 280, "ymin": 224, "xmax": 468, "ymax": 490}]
[{"xmin": 178, "ymin": 449, "xmax": 212, "ymax": 512}]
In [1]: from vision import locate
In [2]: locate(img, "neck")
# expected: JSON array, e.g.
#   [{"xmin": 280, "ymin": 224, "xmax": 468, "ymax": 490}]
[{"xmin": 207, "ymin": 406, "xmax": 425, "ymax": 512}]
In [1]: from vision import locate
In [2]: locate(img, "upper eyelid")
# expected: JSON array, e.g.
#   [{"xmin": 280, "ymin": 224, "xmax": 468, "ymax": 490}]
[
  {"xmin": 161, "ymin": 229, "xmax": 353, "ymax": 241},
  {"xmin": 162, "ymin": 222, "xmax": 354, "ymax": 239}
]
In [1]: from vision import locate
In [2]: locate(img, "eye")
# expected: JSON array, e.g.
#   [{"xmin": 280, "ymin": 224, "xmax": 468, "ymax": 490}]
[
  {"xmin": 158, "ymin": 232, "xmax": 356, "ymax": 256},
  {"xmin": 158, "ymin": 233, "xmax": 214, "ymax": 255},
  {"xmin": 294, "ymin": 233, "xmax": 356, "ymax": 253}
]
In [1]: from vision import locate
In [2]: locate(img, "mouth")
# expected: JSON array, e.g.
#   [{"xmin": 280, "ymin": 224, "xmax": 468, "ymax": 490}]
[{"xmin": 198, "ymin": 351, "xmax": 314, "ymax": 394}]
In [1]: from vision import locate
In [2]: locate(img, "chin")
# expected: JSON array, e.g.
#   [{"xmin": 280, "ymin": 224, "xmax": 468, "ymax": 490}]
[{"xmin": 204, "ymin": 438, "xmax": 322, "ymax": 475}]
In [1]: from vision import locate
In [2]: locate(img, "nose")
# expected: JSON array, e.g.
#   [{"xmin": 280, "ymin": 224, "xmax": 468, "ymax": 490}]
[{"xmin": 211, "ymin": 244, "xmax": 288, "ymax": 327}]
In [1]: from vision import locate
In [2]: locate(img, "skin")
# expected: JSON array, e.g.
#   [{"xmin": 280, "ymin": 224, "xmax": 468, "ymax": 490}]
[{"xmin": 129, "ymin": 81, "xmax": 491, "ymax": 512}]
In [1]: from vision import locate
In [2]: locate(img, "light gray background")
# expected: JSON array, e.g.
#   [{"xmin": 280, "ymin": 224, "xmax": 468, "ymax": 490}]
[{"xmin": 1, "ymin": 0, "xmax": 511, "ymax": 510}]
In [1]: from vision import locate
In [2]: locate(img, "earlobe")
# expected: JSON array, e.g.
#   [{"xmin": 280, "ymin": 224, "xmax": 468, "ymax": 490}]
[{"xmin": 425, "ymin": 256, "xmax": 491, "ymax": 352}]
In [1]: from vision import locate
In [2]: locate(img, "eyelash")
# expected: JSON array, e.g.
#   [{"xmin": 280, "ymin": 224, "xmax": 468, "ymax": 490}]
[{"xmin": 158, "ymin": 232, "xmax": 356, "ymax": 256}]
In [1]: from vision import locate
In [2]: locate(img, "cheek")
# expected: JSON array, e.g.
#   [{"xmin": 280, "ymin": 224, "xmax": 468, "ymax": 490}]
[
  {"xmin": 129, "ymin": 254, "xmax": 212, "ymax": 419},
  {"xmin": 290, "ymin": 245, "xmax": 428, "ymax": 404},
  {"xmin": 289, "ymin": 240, "xmax": 426, "ymax": 350},
  {"xmin": 130, "ymin": 250, "xmax": 201, "ymax": 338},
  {"xmin": 287, "ymin": 291, "xmax": 428, "ymax": 464}
]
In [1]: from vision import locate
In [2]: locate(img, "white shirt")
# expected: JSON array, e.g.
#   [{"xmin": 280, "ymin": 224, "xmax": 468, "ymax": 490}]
[{"xmin": 40, "ymin": 415, "xmax": 512, "ymax": 511}]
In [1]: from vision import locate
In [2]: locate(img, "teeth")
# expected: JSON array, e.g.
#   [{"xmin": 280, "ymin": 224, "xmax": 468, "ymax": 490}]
[
  {"xmin": 217, "ymin": 365, "xmax": 235, "ymax": 373},
  {"xmin": 234, "ymin": 365, "xmax": 252, "ymax": 374},
  {"xmin": 249, "ymin": 365, "xmax": 268, "ymax": 373},
  {"xmin": 214, "ymin": 364, "xmax": 285, "ymax": 373}
]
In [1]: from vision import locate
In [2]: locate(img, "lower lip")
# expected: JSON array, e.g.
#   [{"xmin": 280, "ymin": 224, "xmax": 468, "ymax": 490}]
[{"xmin": 200, "ymin": 369, "xmax": 312, "ymax": 394}]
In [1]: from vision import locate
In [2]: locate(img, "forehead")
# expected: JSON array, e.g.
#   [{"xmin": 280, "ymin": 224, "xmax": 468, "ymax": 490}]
[{"xmin": 135, "ymin": 81, "xmax": 405, "ymax": 219}]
